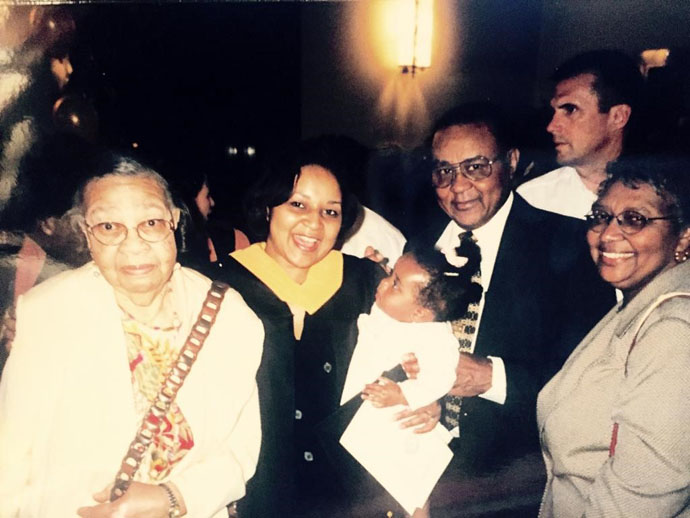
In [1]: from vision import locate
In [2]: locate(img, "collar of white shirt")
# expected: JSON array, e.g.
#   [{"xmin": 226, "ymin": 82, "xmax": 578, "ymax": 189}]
[{"xmin": 435, "ymin": 192, "xmax": 513, "ymax": 292}]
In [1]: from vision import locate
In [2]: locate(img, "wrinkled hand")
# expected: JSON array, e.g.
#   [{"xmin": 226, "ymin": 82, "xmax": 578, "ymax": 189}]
[
  {"xmin": 449, "ymin": 352, "xmax": 492, "ymax": 397},
  {"xmin": 364, "ymin": 246, "xmax": 391, "ymax": 274},
  {"xmin": 77, "ymin": 481, "xmax": 182, "ymax": 518},
  {"xmin": 394, "ymin": 400, "xmax": 441, "ymax": 434},
  {"xmin": 0, "ymin": 304, "xmax": 16, "ymax": 353},
  {"xmin": 400, "ymin": 352, "xmax": 419, "ymax": 380},
  {"xmin": 362, "ymin": 376, "xmax": 406, "ymax": 408}
]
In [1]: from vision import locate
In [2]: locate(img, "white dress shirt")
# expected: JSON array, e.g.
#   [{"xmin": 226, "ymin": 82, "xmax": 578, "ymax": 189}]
[
  {"xmin": 435, "ymin": 193, "xmax": 515, "ymax": 405},
  {"xmin": 517, "ymin": 166, "xmax": 597, "ymax": 220}
]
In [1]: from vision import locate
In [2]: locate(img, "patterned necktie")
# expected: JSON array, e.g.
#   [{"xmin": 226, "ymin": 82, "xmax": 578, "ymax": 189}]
[{"xmin": 443, "ymin": 231, "xmax": 482, "ymax": 431}]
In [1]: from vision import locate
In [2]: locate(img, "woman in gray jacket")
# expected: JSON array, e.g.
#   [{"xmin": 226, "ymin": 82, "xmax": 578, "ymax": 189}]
[{"xmin": 538, "ymin": 155, "xmax": 690, "ymax": 518}]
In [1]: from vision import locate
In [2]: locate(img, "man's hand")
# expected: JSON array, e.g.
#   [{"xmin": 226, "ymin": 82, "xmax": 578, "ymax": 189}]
[
  {"xmin": 394, "ymin": 400, "xmax": 441, "ymax": 434},
  {"xmin": 449, "ymin": 352, "xmax": 492, "ymax": 397},
  {"xmin": 362, "ymin": 377, "xmax": 407, "ymax": 408}
]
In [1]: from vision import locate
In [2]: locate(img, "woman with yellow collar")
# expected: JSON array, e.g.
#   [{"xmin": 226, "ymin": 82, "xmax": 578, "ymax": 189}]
[{"xmin": 219, "ymin": 140, "xmax": 417, "ymax": 517}]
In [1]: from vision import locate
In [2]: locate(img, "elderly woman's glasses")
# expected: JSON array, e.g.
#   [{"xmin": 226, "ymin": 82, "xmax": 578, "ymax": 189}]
[
  {"xmin": 85, "ymin": 219, "xmax": 175, "ymax": 246},
  {"xmin": 431, "ymin": 155, "xmax": 501, "ymax": 188},
  {"xmin": 585, "ymin": 209, "xmax": 677, "ymax": 235}
]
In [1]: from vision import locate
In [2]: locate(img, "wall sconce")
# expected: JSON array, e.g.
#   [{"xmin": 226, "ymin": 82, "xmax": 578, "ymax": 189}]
[
  {"xmin": 640, "ymin": 48, "xmax": 670, "ymax": 77},
  {"xmin": 397, "ymin": 0, "xmax": 433, "ymax": 75}
]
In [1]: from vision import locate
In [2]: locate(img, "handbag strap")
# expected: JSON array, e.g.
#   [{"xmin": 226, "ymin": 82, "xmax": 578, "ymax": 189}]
[
  {"xmin": 609, "ymin": 291, "xmax": 690, "ymax": 457},
  {"xmin": 110, "ymin": 280, "xmax": 230, "ymax": 501}
]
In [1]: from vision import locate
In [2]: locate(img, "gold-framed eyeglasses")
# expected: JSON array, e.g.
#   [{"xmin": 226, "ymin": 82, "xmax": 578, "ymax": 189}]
[
  {"xmin": 431, "ymin": 155, "xmax": 502, "ymax": 188},
  {"xmin": 85, "ymin": 218, "xmax": 175, "ymax": 246},
  {"xmin": 585, "ymin": 209, "xmax": 677, "ymax": 235}
]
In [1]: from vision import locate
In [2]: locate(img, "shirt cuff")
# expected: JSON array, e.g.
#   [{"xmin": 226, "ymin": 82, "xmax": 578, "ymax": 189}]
[{"xmin": 479, "ymin": 356, "xmax": 506, "ymax": 405}]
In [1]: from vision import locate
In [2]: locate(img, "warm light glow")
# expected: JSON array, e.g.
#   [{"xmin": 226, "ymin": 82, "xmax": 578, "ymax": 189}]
[
  {"xmin": 395, "ymin": 0, "xmax": 433, "ymax": 71},
  {"xmin": 345, "ymin": 0, "xmax": 457, "ymax": 146}
]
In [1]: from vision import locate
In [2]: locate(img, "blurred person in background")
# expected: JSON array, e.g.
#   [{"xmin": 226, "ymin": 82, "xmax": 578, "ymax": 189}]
[
  {"xmin": 0, "ymin": 5, "xmax": 76, "ymax": 212},
  {"xmin": 170, "ymin": 156, "xmax": 249, "ymax": 277}
]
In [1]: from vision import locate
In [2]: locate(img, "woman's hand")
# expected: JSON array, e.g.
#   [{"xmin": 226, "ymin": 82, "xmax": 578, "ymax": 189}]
[
  {"xmin": 77, "ymin": 481, "xmax": 185, "ymax": 518},
  {"xmin": 394, "ymin": 400, "xmax": 441, "ymax": 434},
  {"xmin": 361, "ymin": 376, "xmax": 407, "ymax": 408},
  {"xmin": 364, "ymin": 246, "xmax": 391, "ymax": 274}
]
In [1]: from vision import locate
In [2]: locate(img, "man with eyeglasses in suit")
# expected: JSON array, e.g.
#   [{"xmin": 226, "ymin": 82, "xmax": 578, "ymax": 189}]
[{"xmin": 409, "ymin": 102, "xmax": 615, "ymax": 515}]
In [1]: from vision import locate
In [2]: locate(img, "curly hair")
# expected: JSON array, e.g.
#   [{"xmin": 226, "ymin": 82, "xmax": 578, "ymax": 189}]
[
  {"xmin": 601, "ymin": 154, "xmax": 690, "ymax": 233},
  {"xmin": 406, "ymin": 240, "xmax": 483, "ymax": 322}
]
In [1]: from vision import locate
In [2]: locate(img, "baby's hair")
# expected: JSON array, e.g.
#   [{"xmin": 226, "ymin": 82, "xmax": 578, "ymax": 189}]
[{"xmin": 406, "ymin": 241, "xmax": 482, "ymax": 322}]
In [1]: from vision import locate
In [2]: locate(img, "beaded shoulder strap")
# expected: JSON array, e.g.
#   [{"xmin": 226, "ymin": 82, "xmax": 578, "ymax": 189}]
[{"xmin": 110, "ymin": 280, "xmax": 230, "ymax": 501}]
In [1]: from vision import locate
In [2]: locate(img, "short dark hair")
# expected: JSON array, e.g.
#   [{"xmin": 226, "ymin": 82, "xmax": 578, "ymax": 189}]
[
  {"xmin": 406, "ymin": 241, "xmax": 482, "ymax": 322},
  {"xmin": 553, "ymin": 49, "xmax": 643, "ymax": 113},
  {"xmin": 244, "ymin": 138, "xmax": 359, "ymax": 242},
  {"xmin": 600, "ymin": 154, "xmax": 690, "ymax": 233},
  {"xmin": 428, "ymin": 102, "xmax": 514, "ymax": 154}
]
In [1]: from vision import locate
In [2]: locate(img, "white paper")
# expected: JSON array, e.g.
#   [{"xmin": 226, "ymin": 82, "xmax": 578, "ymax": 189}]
[{"xmin": 339, "ymin": 402, "xmax": 454, "ymax": 515}]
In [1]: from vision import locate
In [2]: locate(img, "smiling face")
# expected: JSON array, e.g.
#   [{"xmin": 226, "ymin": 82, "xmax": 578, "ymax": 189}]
[
  {"xmin": 547, "ymin": 73, "xmax": 624, "ymax": 168},
  {"xmin": 375, "ymin": 254, "xmax": 434, "ymax": 323},
  {"xmin": 264, "ymin": 165, "xmax": 342, "ymax": 284},
  {"xmin": 83, "ymin": 175, "xmax": 179, "ymax": 306},
  {"xmin": 587, "ymin": 181, "xmax": 689, "ymax": 300},
  {"xmin": 432, "ymin": 123, "xmax": 516, "ymax": 231}
]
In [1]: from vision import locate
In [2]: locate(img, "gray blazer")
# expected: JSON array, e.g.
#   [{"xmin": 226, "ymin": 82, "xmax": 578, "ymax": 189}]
[{"xmin": 537, "ymin": 259, "xmax": 690, "ymax": 518}]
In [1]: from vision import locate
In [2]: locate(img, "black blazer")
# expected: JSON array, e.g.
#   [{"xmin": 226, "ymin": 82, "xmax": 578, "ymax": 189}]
[{"xmin": 409, "ymin": 194, "xmax": 615, "ymax": 474}]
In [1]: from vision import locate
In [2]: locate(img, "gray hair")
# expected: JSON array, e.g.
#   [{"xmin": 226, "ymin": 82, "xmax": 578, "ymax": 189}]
[{"xmin": 72, "ymin": 155, "xmax": 177, "ymax": 220}]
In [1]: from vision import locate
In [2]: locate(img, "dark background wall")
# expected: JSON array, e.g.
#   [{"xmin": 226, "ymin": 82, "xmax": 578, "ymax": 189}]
[{"xmin": 300, "ymin": 0, "xmax": 690, "ymax": 148}]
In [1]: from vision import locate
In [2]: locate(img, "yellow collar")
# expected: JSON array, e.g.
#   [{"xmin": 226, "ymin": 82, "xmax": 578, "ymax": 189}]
[{"xmin": 231, "ymin": 243, "xmax": 343, "ymax": 314}]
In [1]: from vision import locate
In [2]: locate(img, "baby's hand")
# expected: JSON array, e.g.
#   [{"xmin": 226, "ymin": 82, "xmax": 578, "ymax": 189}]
[{"xmin": 361, "ymin": 377, "xmax": 407, "ymax": 408}]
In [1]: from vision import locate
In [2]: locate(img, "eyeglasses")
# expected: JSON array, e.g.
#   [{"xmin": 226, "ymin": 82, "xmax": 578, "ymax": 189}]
[
  {"xmin": 431, "ymin": 155, "xmax": 502, "ymax": 188},
  {"xmin": 85, "ymin": 218, "xmax": 175, "ymax": 246},
  {"xmin": 585, "ymin": 209, "xmax": 677, "ymax": 235}
]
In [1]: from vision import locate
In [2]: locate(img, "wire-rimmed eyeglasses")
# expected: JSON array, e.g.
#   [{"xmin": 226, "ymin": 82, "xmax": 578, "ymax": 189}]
[
  {"xmin": 85, "ymin": 218, "xmax": 175, "ymax": 246},
  {"xmin": 431, "ymin": 155, "xmax": 502, "ymax": 188},
  {"xmin": 585, "ymin": 209, "xmax": 678, "ymax": 235}
]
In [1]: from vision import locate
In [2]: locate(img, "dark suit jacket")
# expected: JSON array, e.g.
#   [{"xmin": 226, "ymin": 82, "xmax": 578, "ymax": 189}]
[{"xmin": 408, "ymin": 194, "xmax": 616, "ymax": 475}]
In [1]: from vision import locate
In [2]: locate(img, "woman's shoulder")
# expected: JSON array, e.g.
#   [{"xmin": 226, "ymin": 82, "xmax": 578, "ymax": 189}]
[
  {"xmin": 320, "ymin": 254, "xmax": 380, "ymax": 315},
  {"xmin": 20, "ymin": 262, "xmax": 100, "ymax": 303},
  {"xmin": 342, "ymin": 253, "xmax": 383, "ymax": 285}
]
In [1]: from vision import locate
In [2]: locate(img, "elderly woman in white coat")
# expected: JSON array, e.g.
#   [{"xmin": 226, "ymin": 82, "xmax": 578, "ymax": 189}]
[
  {"xmin": 537, "ymin": 156, "xmax": 690, "ymax": 518},
  {"xmin": 0, "ymin": 154, "xmax": 263, "ymax": 518}
]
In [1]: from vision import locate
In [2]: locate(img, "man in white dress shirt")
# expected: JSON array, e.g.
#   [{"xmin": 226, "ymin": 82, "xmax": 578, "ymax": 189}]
[
  {"xmin": 518, "ymin": 50, "xmax": 643, "ymax": 219},
  {"xmin": 409, "ymin": 103, "xmax": 614, "ymax": 514}
]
